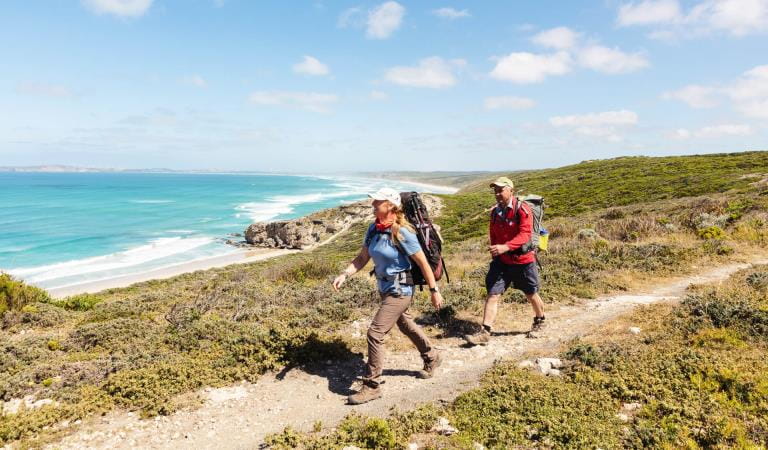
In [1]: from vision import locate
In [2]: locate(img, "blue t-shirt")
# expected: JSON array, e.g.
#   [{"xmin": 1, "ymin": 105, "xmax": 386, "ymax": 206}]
[{"xmin": 364, "ymin": 223, "xmax": 422, "ymax": 296}]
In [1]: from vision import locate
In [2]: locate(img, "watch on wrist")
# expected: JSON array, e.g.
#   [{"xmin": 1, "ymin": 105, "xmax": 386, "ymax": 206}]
[{"xmin": 429, "ymin": 286, "xmax": 439, "ymax": 293}]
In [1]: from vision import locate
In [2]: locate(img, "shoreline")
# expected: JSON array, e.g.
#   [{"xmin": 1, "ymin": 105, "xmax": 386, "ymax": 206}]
[
  {"xmin": 46, "ymin": 248, "xmax": 298, "ymax": 298},
  {"xmin": 22, "ymin": 176, "xmax": 458, "ymax": 298}
]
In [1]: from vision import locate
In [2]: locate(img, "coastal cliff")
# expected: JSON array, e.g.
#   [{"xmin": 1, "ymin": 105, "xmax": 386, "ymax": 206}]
[{"xmin": 242, "ymin": 194, "xmax": 442, "ymax": 249}]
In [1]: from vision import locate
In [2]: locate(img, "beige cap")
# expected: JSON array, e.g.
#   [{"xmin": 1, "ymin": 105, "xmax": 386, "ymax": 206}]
[
  {"xmin": 489, "ymin": 176, "xmax": 514, "ymax": 189},
  {"xmin": 368, "ymin": 187, "xmax": 402, "ymax": 207}
]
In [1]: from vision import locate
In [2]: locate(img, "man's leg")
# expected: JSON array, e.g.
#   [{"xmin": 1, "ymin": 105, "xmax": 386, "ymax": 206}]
[
  {"xmin": 482, "ymin": 293, "xmax": 503, "ymax": 329},
  {"xmin": 525, "ymin": 292, "xmax": 544, "ymax": 318}
]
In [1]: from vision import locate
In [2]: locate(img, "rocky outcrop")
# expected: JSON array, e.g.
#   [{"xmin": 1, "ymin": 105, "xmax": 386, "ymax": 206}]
[{"xmin": 243, "ymin": 194, "xmax": 442, "ymax": 250}]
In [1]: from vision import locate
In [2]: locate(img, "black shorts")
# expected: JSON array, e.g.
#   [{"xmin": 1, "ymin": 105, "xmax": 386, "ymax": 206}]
[{"xmin": 485, "ymin": 259, "xmax": 539, "ymax": 296}]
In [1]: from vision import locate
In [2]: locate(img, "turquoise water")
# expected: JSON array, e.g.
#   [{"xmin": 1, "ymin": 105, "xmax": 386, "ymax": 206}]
[{"xmin": 0, "ymin": 172, "xmax": 448, "ymax": 290}]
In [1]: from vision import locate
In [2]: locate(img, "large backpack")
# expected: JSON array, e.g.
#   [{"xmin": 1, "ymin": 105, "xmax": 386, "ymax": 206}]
[
  {"xmin": 365, "ymin": 191, "xmax": 449, "ymax": 287},
  {"xmin": 491, "ymin": 194, "xmax": 545, "ymax": 255}
]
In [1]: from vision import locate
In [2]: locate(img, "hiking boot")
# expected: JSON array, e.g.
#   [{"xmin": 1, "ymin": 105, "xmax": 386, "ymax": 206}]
[
  {"xmin": 347, "ymin": 379, "xmax": 382, "ymax": 405},
  {"xmin": 417, "ymin": 350, "xmax": 443, "ymax": 379},
  {"xmin": 464, "ymin": 328, "xmax": 491, "ymax": 346},
  {"xmin": 526, "ymin": 316, "xmax": 546, "ymax": 338}
]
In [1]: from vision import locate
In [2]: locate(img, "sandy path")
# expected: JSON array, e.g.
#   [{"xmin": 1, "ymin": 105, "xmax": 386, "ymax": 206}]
[{"xmin": 41, "ymin": 255, "xmax": 768, "ymax": 450}]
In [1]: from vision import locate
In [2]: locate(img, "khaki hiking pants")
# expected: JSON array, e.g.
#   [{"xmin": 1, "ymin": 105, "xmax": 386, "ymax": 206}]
[{"xmin": 365, "ymin": 292, "xmax": 436, "ymax": 383}]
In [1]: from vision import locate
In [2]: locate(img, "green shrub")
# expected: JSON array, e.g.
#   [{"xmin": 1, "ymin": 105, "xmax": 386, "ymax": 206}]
[
  {"xmin": 53, "ymin": 294, "xmax": 103, "ymax": 311},
  {"xmin": 0, "ymin": 273, "xmax": 50, "ymax": 316},
  {"xmin": 698, "ymin": 225, "xmax": 727, "ymax": 240}
]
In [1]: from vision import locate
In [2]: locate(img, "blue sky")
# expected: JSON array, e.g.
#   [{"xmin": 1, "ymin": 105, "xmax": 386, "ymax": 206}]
[{"xmin": 1, "ymin": 0, "xmax": 766, "ymax": 172}]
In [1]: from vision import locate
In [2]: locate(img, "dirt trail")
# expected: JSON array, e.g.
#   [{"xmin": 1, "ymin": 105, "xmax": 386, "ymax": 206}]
[{"xmin": 43, "ymin": 256, "xmax": 767, "ymax": 450}]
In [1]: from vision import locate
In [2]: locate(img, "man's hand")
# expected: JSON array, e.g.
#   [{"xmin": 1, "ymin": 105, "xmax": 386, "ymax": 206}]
[
  {"xmin": 332, "ymin": 273, "xmax": 347, "ymax": 291},
  {"xmin": 430, "ymin": 291, "xmax": 444, "ymax": 310},
  {"xmin": 489, "ymin": 244, "xmax": 510, "ymax": 258}
]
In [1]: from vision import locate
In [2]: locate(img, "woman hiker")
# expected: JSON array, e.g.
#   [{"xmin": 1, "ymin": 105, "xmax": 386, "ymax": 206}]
[{"xmin": 332, "ymin": 187, "xmax": 444, "ymax": 405}]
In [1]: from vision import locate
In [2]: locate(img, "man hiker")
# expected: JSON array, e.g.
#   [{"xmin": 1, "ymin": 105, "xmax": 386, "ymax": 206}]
[{"xmin": 464, "ymin": 176, "xmax": 546, "ymax": 345}]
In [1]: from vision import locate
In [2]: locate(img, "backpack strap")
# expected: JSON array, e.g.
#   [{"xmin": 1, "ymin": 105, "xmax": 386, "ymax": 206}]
[{"xmin": 363, "ymin": 223, "xmax": 376, "ymax": 248}]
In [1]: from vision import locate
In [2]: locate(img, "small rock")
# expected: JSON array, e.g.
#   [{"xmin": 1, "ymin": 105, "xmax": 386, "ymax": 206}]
[
  {"xmin": 534, "ymin": 358, "xmax": 563, "ymax": 376},
  {"xmin": 517, "ymin": 360, "xmax": 535, "ymax": 369},
  {"xmin": 622, "ymin": 402, "xmax": 642, "ymax": 411},
  {"xmin": 616, "ymin": 413, "xmax": 630, "ymax": 422},
  {"xmin": 629, "ymin": 327, "xmax": 641, "ymax": 335},
  {"xmin": 408, "ymin": 443, "xmax": 419, "ymax": 450},
  {"xmin": 431, "ymin": 417, "xmax": 458, "ymax": 436},
  {"xmin": 342, "ymin": 447, "xmax": 362, "ymax": 450},
  {"xmin": 472, "ymin": 443, "xmax": 486, "ymax": 450}
]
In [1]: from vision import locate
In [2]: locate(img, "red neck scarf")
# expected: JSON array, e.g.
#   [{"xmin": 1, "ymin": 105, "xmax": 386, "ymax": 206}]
[{"xmin": 375, "ymin": 218, "xmax": 394, "ymax": 232}]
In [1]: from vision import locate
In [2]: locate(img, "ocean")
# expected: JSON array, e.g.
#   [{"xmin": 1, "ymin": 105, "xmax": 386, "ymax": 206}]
[{"xmin": 0, "ymin": 172, "xmax": 452, "ymax": 291}]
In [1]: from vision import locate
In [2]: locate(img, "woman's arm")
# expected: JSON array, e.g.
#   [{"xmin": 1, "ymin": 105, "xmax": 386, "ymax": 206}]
[
  {"xmin": 410, "ymin": 250, "xmax": 444, "ymax": 310},
  {"xmin": 332, "ymin": 246, "xmax": 371, "ymax": 291}
]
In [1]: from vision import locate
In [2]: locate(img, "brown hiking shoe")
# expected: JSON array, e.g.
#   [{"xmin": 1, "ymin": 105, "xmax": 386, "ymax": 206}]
[
  {"xmin": 526, "ymin": 316, "xmax": 546, "ymax": 338},
  {"xmin": 417, "ymin": 350, "xmax": 443, "ymax": 379},
  {"xmin": 347, "ymin": 379, "xmax": 382, "ymax": 405},
  {"xmin": 464, "ymin": 328, "xmax": 491, "ymax": 346}
]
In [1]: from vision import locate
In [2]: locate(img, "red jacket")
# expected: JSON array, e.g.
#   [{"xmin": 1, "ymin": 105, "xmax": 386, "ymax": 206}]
[{"xmin": 489, "ymin": 197, "xmax": 536, "ymax": 265}]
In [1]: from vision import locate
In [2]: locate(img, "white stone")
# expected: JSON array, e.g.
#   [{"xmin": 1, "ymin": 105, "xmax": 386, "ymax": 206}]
[
  {"xmin": 517, "ymin": 360, "xmax": 535, "ymax": 369},
  {"xmin": 622, "ymin": 402, "xmax": 642, "ymax": 411},
  {"xmin": 547, "ymin": 369, "xmax": 561, "ymax": 377},
  {"xmin": 342, "ymin": 447, "xmax": 362, "ymax": 450},
  {"xmin": 431, "ymin": 417, "xmax": 458, "ymax": 436},
  {"xmin": 2, "ymin": 396, "xmax": 58, "ymax": 416},
  {"xmin": 408, "ymin": 443, "xmax": 419, "ymax": 450},
  {"xmin": 536, "ymin": 358, "xmax": 563, "ymax": 369},
  {"xmin": 629, "ymin": 327, "xmax": 641, "ymax": 335},
  {"xmin": 616, "ymin": 413, "xmax": 630, "ymax": 422}
]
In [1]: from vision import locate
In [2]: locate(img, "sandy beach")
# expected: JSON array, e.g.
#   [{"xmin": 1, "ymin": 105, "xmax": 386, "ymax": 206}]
[{"xmin": 46, "ymin": 247, "xmax": 298, "ymax": 298}]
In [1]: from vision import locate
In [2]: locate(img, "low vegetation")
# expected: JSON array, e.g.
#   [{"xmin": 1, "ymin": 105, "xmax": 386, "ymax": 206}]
[
  {"xmin": 1, "ymin": 151, "xmax": 767, "ymax": 446},
  {"xmin": 267, "ymin": 265, "xmax": 768, "ymax": 449}
]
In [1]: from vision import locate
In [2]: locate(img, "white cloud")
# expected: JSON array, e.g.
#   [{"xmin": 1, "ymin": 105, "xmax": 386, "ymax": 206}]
[
  {"xmin": 665, "ymin": 65, "xmax": 768, "ymax": 120},
  {"xmin": 384, "ymin": 57, "xmax": 461, "ymax": 88},
  {"xmin": 248, "ymin": 91, "xmax": 339, "ymax": 113},
  {"xmin": 531, "ymin": 26, "xmax": 580, "ymax": 49},
  {"xmin": 689, "ymin": 0, "xmax": 768, "ymax": 36},
  {"xmin": 550, "ymin": 110, "xmax": 639, "ymax": 127},
  {"xmin": 337, "ymin": 7, "xmax": 364, "ymax": 28},
  {"xmin": 674, "ymin": 123, "xmax": 753, "ymax": 139},
  {"xmin": 81, "ymin": 0, "xmax": 153, "ymax": 17},
  {"xmin": 617, "ymin": 0, "xmax": 682, "ymax": 26},
  {"xmin": 725, "ymin": 65, "xmax": 768, "ymax": 119},
  {"xmin": 367, "ymin": 1, "xmax": 405, "ymax": 39},
  {"xmin": 489, "ymin": 51, "xmax": 572, "ymax": 84},
  {"xmin": 432, "ymin": 7, "xmax": 470, "ymax": 19},
  {"xmin": 662, "ymin": 84, "xmax": 717, "ymax": 108},
  {"xmin": 484, "ymin": 96, "xmax": 536, "ymax": 110},
  {"xmin": 577, "ymin": 45, "xmax": 649, "ymax": 74},
  {"xmin": 15, "ymin": 82, "xmax": 73, "ymax": 98},
  {"xmin": 370, "ymin": 90, "xmax": 388, "ymax": 100},
  {"xmin": 550, "ymin": 110, "xmax": 638, "ymax": 142},
  {"xmin": 293, "ymin": 55, "xmax": 330, "ymax": 76},
  {"xmin": 617, "ymin": 0, "xmax": 768, "ymax": 37},
  {"xmin": 182, "ymin": 75, "xmax": 207, "ymax": 88}
]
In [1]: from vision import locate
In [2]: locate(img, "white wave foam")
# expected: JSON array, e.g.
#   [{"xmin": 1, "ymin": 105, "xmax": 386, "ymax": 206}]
[{"xmin": 8, "ymin": 236, "xmax": 214, "ymax": 284}]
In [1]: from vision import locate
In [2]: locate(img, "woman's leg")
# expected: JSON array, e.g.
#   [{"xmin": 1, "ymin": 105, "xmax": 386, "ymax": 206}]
[
  {"xmin": 365, "ymin": 293, "xmax": 413, "ymax": 382},
  {"xmin": 395, "ymin": 301, "xmax": 435, "ymax": 359}
]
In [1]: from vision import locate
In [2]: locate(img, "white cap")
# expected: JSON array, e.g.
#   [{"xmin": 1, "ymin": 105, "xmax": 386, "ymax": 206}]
[{"xmin": 367, "ymin": 187, "xmax": 402, "ymax": 207}]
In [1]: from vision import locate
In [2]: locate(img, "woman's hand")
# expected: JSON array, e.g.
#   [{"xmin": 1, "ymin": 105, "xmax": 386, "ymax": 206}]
[
  {"xmin": 332, "ymin": 273, "xmax": 347, "ymax": 291},
  {"xmin": 430, "ymin": 291, "xmax": 444, "ymax": 310}
]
